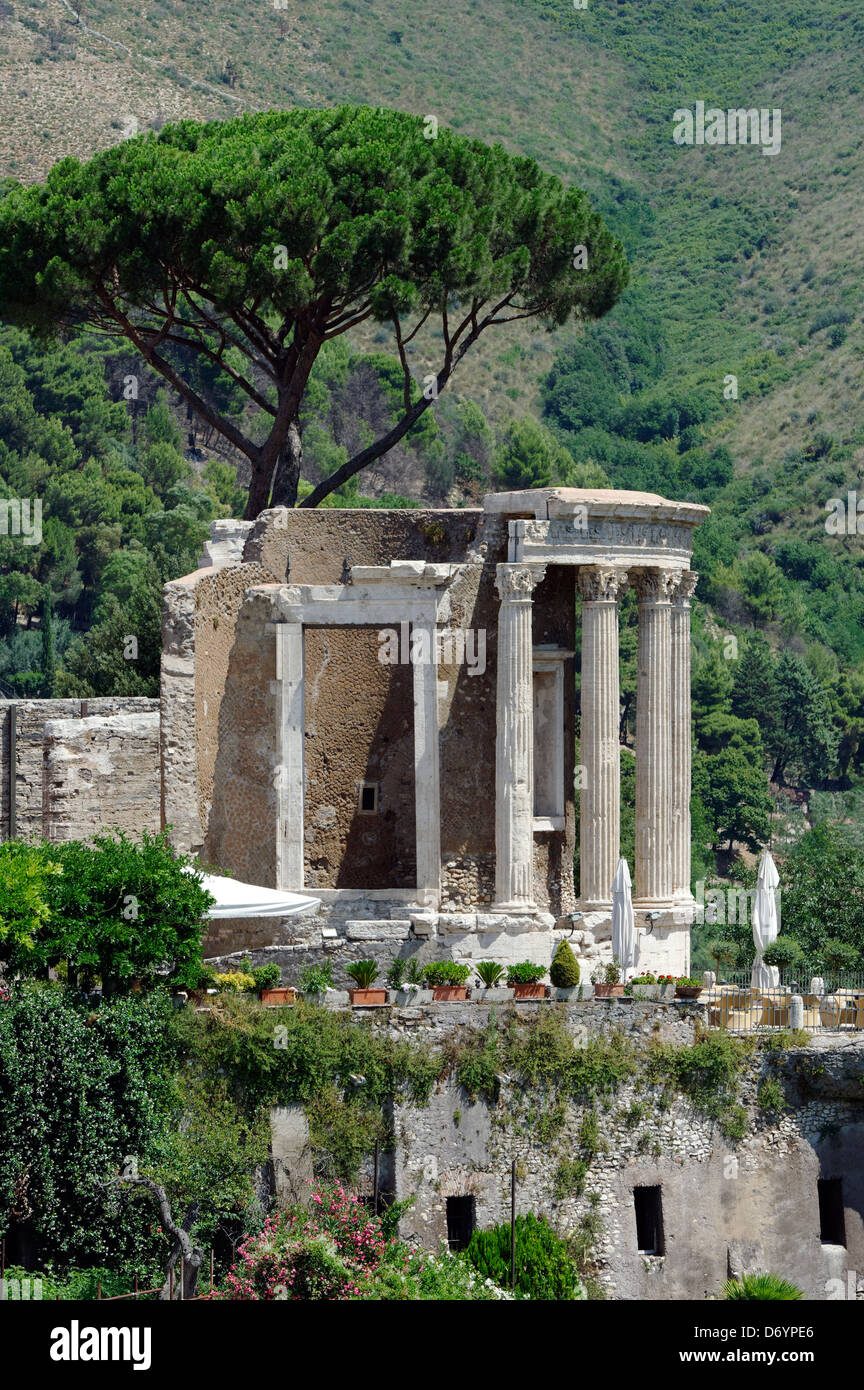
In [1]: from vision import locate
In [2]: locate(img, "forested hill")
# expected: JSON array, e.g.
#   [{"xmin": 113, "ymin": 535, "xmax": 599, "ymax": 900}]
[{"xmin": 0, "ymin": 0, "xmax": 863, "ymax": 877}]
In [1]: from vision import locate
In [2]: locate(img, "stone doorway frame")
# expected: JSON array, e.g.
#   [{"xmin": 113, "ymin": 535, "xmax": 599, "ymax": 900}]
[{"xmin": 272, "ymin": 562, "xmax": 462, "ymax": 907}]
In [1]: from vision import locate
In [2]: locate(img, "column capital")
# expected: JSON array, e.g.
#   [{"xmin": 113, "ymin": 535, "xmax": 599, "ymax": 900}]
[
  {"xmin": 630, "ymin": 566, "xmax": 680, "ymax": 604},
  {"xmin": 495, "ymin": 563, "xmax": 546, "ymax": 601},
  {"xmin": 576, "ymin": 564, "xmax": 629, "ymax": 604},
  {"xmin": 670, "ymin": 570, "xmax": 699, "ymax": 606}
]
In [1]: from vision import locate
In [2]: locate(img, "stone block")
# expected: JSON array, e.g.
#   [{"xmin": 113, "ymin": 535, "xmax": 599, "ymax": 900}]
[
  {"xmin": 345, "ymin": 920, "xmax": 412, "ymax": 940},
  {"xmin": 437, "ymin": 913, "xmax": 478, "ymax": 934}
]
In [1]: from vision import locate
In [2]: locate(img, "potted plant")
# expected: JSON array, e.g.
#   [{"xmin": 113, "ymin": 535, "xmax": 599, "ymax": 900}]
[
  {"xmin": 674, "ymin": 975, "xmax": 704, "ymax": 1000},
  {"xmin": 252, "ymin": 963, "xmax": 295, "ymax": 1006},
  {"xmin": 387, "ymin": 957, "xmax": 433, "ymax": 1004},
  {"xmin": 656, "ymin": 974, "xmax": 677, "ymax": 1001},
  {"xmin": 473, "ymin": 961, "xmax": 513, "ymax": 1002},
  {"xmin": 506, "ymin": 962, "xmax": 547, "ymax": 999},
  {"xmin": 298, "ymin": 959, "xmax": 336, "ymax": 1000},
  {"xmin": 592, "ymin": 959, "xmax": 624, "ymax": 998},
  {"xmin": 422, "ymin": 960, "xmax": 471, "ymax": 1001},
  {"xmin": 550, "ymin": 939, "xmax": 580, "ymax": 999},
  {"xmin": 626, "ymin": 971, "xmax": 658, "ymax": 1000},
  {"xmin": 346, "ymin": 959, "xmax": 387, "ymax": 1006}
]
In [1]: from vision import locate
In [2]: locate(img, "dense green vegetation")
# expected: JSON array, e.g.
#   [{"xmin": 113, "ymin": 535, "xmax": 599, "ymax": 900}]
[{"xmin": 0, "ymin": 831, "xmax": 213, "ymax": 991}]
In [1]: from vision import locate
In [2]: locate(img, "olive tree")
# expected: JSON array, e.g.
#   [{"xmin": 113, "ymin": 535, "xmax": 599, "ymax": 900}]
[{"xmin": 0, "ymin": 105, "xmax": 628, "ymax": 514}]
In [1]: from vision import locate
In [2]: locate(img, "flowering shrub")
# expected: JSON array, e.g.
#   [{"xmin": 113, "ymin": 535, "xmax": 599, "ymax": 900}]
[
  {"xmin": 216, "ymin": 1183, "xmax": 386, "ymax": 1300},
  {"xmin": 214, "ymin": 1182, "xmax": 510, "ymax": 1301}
]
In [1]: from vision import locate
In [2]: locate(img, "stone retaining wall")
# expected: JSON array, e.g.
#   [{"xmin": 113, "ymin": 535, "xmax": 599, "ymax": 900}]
[{"xmin": 0, "ymin": 697, "xmax": 159, "ymax": 841}]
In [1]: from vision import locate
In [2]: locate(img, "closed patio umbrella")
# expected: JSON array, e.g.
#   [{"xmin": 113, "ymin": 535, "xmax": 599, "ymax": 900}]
[
  {"xmin": 751, "ymin": 850, "xmax": 780, "ymax": 989},
  {"xmin": 611, "ymin": 857, "xmax": 637, "ymax": 979}
]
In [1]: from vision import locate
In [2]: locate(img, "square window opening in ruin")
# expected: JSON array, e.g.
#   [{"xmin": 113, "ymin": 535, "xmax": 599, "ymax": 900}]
[
  {"xmin": 356, "ymin": 780, "xmax": 380, "ymax": 814},
  {"xmin": 818, "ymin": 1177, "xmax": 846, "ymax": 1247},
  {"xmin": 634, "ymin": 1184, "xmax": 665, "ymax": 1255},
  {"xmin": 446, "ymin": 1195, "xmax": 476, "ymax": 1252}
]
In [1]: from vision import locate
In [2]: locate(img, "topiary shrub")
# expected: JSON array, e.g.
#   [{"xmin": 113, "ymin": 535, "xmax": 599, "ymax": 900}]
[
  {"xmin": 465, "ymin": 1212, "xmax": 583, "ymax": 1300},
  {"xmin": 763, "ymin": 938, "xmax": 805, "ymax": 974},
  {"xmin": 550, "ymin": 940, "xmax": 580, "ymax": 988}
]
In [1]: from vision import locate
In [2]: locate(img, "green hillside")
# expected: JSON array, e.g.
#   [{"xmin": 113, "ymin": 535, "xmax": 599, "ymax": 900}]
[{"xmin": 1, "ymin": 0, "xmax": 863, "ymax": 893}]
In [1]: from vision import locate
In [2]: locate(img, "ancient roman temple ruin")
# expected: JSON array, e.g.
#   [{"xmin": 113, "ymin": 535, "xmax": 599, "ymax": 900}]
[{"xmin": 158, "ymin": 487, "xmax": 709, "ymax": 976}]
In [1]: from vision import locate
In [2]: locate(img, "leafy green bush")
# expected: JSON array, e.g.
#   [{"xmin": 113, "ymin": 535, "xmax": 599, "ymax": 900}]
[
  {"xmin": 550, "ymin": 940, "xmax": 580, "ymax": 988},
  {"xmin": 723, "ymin": 1272, "xmax": 803, "ymax": 1300},
  {"xmin": 251, "ymin": 964, "xmax": 281, "ymax": 992},
  {"xmin": 6, "ymin": 831, "xmax": 213, "ymax": 994},
  {"xmin": 465, "ymin": 1213, "xmax": 584, "ymax": 1300},
  {"xmin": 475, "ymin": 961, "xmax": 506, "ymax": 987},
  {"xmin": 422, "ymin": 961, "xmax": 471, "ymax": 987},
  {"xmin": 507, "ymin": 962, "xmax": 546, "ymax": 985},
  {"xmin": 298, "ymin": 960, "xmax": 334, "ymax": 994},
  {"xmin": 820, "ymin": 938, "xmax": 860, "ymax": 975},
  {"xmin": 214, "ymin": 971, "xmax": 256, "ymax": 994},
  {"xmin": 346, "ymin": 960, "xmax": 380, "ymax": 990}
]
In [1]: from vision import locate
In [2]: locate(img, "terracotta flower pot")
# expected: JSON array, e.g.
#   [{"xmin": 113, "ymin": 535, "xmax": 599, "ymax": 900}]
[
  {"xmin": 675, "ymin": 986, "xmax": 703, "ymax": 1000},
  {"xmin": 510, "ymin": 982, "xmax": 547, "ymax": 999},
  {"xmin": 260, "ymin": 987, "xmax": 296, "ymax": 1006},
  {"xmin": 349, "ymin": 988, "xmax": 388, "ymax": 1006},
  {"xmin": 593, "ymin": 983, "xmax": 625, "ymax": 998},
  {"xmin": 432, "ymin": 985, "xmax": 469, "ymax": 1001}
]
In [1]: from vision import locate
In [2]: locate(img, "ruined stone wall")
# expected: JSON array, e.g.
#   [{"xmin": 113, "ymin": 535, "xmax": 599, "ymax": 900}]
[
  {"xmin": 161, "ymin": 561, "xmax": 276, "ymax": 854},
  {"xmin": 43, "ymin": 712, "xmax": 161, "ymax": 842},
  {"xmin": 304, "ymin": 626, "xmax": 416, "ymax": 889},
  {"xmin": 205, "ymin": 587, "xmax": 283, "ymax": 886},
  {"xmin": 255, "ymin": 998, "xmax": 864, "ymax": 1300},
  {"xmin": 0, "ymin": 698, "xmax": 158, "ymax": 841}
]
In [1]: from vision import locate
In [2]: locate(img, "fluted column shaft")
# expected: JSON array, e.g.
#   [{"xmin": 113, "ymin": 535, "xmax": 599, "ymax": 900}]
[
  {"xmin": 633, "ymin": 568, "xmax": 677, "ymax": 903},
  {"xmin": 670, "ymin": 572, "xmax": 698, "ymax": 900},
  {"xmin": 494, "ymin": 564, "xmax": 544, "ymax": 910},
  {"xmin": 577, "ymin": 566, "xmax": 627, "ymax": 909}
]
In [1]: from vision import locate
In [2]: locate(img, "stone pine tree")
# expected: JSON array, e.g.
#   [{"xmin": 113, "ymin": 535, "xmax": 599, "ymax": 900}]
[{"xmin": 0, "ymin": 106, "xmax": 628, "ymax": 517}]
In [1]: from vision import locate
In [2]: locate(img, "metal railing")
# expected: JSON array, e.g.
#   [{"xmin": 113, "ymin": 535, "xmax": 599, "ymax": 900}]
[{"xmin": 704, "ymin": 976, "xmax": 864, "ymax": 1034}]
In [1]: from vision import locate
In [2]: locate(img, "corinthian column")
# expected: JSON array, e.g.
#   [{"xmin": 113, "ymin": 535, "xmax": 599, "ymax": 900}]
[
  {"xmin": 671, "ymin": 571, "xmax": 698, "ymax": 902},
  {"xmin": 577, "ymin": 565, "xmax": 628, "ymax": 909},
  {"xmin": 633, "ymin": 567, "xmax": 678, "ymax": 905},
  {"xmin": 494, "ymin": 563, "xmax": 545, "ymax": 912}
]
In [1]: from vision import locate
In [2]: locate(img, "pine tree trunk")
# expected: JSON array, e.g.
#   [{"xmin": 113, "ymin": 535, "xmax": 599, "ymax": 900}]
[{"xmin": 268, "ymin": 414, "xmax": 303, "ymax": 508}]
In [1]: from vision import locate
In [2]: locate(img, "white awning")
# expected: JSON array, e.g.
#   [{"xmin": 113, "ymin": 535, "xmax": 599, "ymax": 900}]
[{"xmin": 192, "ymin": 871, "xmax": 320, "ymax": 919}]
